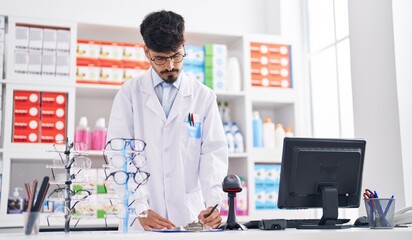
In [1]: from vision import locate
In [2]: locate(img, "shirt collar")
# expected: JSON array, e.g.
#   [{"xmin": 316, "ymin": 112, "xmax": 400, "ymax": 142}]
[{"xmin": 151, "ymin": 68, "xmax": 182, "ymax": 89}]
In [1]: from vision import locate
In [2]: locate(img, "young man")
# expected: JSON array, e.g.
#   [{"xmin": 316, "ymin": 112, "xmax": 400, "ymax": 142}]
[{"xmin": 107, "ymin": 10, "xmax": 228, "ymax": 230}]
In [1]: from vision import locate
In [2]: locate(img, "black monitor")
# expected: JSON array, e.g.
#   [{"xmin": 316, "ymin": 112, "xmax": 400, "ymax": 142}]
[{"xmin": 277, "ymin": 137, "xmax": 366, "ymax": 229}]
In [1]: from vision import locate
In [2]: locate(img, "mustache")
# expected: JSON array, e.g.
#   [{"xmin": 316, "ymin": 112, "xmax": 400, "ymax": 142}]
[{"xmin": 160, "ymin": 69, "xmax": 179, "ymax": 74}]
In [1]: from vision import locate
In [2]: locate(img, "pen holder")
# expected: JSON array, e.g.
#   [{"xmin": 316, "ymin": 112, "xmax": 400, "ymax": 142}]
[
  {"xmin": 364, "ymin": 198, "xmax": 395, "ymax": 229},
  {"xmin": 24, "ymin": 211, "xmax": 40, "ymax": 235}
]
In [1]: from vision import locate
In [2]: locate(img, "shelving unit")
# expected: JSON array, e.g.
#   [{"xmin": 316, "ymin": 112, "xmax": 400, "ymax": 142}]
[{"xmin": 0, "ymin": 16, "xmax": 310, "ymax": 227}]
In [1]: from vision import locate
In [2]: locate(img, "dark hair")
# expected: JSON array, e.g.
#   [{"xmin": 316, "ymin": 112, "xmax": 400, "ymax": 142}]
[{"xmin": 140, "ymin": 10, "xmax": 185, "ymax": 53}]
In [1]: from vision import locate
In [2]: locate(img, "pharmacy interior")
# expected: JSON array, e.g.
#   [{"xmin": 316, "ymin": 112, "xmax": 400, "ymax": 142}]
[{"xmin": 0, "ymin": 0, "xmax": 411, "ymax": 236}]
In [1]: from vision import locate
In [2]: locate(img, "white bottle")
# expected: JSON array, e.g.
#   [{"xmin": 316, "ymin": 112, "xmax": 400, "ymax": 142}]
[
  {"xmin": 285, "ymin": 127, "xmax": 294, "ymax": 137},
  {"xmin": 231, "ymin": 122, "xmax": 240, "ymax": 134},
  {"xmin": 226, "ymin": 130, "xmax": 235, "ymax": 153},
  {"xmin": 223, "ymin": 102, "xmax": 231, "ymax": 123},
  {"xmin": 263, "ymin": 117, "xmax": 275, "ymax": 148},
  {"xmin": 226, "ymin": 57, "xmax": 241, "ymax": 92},
  {"xmin": 252, "ymin": 111, "xmax": 263, "ymax": 148},
  {"xmin": 275, "ymin": 123, "xmax": 286, "ymax": 149},
  {"xmin": 234, "ymin": 130, "xmax": 244, "ymax": 153}
]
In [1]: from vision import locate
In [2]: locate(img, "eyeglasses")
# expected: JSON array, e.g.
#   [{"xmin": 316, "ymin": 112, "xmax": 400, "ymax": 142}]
[
  {"xmin": 104, "ymin": 138, "xmax": 146, "ymax": 152},
  {"xmin": 149, "ymin": 51, "xmax": 186, "ymax": 66},
  {"xmin": 103, "ymin": 153, "xmax": 147, "ymax": 169},
  {"xmin": 105, "ymin": 169, "xmax": 150, "ymax": 185},
  {"xmin": 47, "ymin": 188, "xmax": 92, "ymax": 202}
]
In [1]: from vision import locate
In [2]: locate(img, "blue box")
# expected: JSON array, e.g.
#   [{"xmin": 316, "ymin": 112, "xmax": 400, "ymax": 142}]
[{"xmin": 185, "ymin": 45, "xmax": 205, "ymax": 66}]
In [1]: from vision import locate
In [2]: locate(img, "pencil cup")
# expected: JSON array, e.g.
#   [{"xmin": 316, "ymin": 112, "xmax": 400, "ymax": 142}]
[
  {"xmin": 364, "ymin": 198, "xmax": 395, "ymax": 229},
  {"xmin": 24, "ymin": 212, "xmax": 40, "ymax": 235}
]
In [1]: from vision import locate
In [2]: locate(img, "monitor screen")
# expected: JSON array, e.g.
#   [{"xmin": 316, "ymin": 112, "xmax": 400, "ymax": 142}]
[{"xmin": 277, "ymin": 137, "xmax": 366, "ymax": 229}]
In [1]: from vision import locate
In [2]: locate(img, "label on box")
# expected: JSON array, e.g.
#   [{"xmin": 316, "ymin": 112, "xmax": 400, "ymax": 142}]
[
  {"xmin": 14, "ymin": 91, "xmax": 40, "ymax": 105},
  {"xmin": 56, "ymin": 30, "xmax": 70, "ymax": 51},
  {"xmin": 15, "ymin": 26, "xmax": 29, "ymax": 49},
  {"xmin": 122, "ymin": 43, "xmax": 145, "ymax": 62},
  {"xmin": 43, "ymin": 29, "xmax": 57, "ymax": 51},
  {"xmin": 29, "ymin": 27, "xmax": 44, "ymax": 50},
  {"xmin": 14, "ymin": 50, "xmax": 29, "ymax": 74},
  {"xmin": 28, "ymin": 50, "xmax": 42, "ymax": 75},
  {"xmin": 56, "ymin": 52, "xmax": 70, "ymax": 76},
  {"xmin": 42, "ymin": 51, "xmax": 56, "ymax": 75}
]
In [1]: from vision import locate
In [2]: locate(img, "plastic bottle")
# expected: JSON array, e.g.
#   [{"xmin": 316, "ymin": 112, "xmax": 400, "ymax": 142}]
[
  {"xmin": 236, "ymin": 177, "xmax": 248, "ymax": 216},
  {"xmin": 231, "ymin": 122, "xmax": 239, "ymax": 134},
  {"xmin": 225, "ymin": 130, "xmax": 235, "ymax": 153},
  {"xmin": 234, "ymin": 130, "xmax": 244, "ymax": 153},
  {"xmin": 74, "ymin": 116, "xmax": 91, "ymax": 150},
  {"xmin": 7, "ymin": 188, "xmax": 24, "ymax": 214},
  {"xmin": 275, "ymin": 123, "xmax": 286, "ymax": 150},
  {"xmin": 285, "ymin": 127, "xmax": 294, "ymax": 137},
  {"xmin": 263, "ymin": 118, "xmax": 275, "ymax": 148},
  {"xmin": 92, "ymin": 118, "xmax": 108, "ymax": 150},
  {"xmin": 226, "ymin": 57, "xmax": 241, "ymax": 92},
  {"xmin": 223, "ymin": 102, "xmax": 231, "ymax": 123},
  {"xmin": 252, "ymin": 111, "xmax": 263, "ymax": 148}
]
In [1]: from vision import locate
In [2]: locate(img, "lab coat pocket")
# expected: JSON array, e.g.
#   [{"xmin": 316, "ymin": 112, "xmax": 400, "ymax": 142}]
[
  {"xmin": 188, "ymin": 122, "xmax": 201, "ymax": 139},
  {"xmin": 185, "ymin": 190, "xmax": 205, "ymax": 220}
]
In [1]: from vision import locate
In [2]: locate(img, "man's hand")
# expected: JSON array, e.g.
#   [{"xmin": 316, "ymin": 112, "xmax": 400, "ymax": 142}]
[
  {"xmin": 139, "ymin": 210, "xmax": 176, "ymax": 230},
  {"xmin": 198, "ymin": 206, "xmax": 222, "ymax": 229}
]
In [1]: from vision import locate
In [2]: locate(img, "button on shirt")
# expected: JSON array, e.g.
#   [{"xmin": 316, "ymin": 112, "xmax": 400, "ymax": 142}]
[{"xmin": 152, "ymin": 69, "xmax": 181, "ymax": 118}]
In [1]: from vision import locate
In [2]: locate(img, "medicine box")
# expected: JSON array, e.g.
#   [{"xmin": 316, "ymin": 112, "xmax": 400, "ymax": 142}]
[
  {"xmin": 28, "ymin": 50, "xmax": 42, "ymax": 75},
  {"xmin": 43, "ymin": 29, "xmax": 57, "ymax": 51},
  {"xmin": 15, "ymin": 26, "xmax": 29, "ymax": 49},
  {"xmin": 29, "ymin": 27, "xmax": 43, "ymax": 50},
  {"xmin": 99, "ymin": 41, "xmax": 123, "ymax": 61},
  {"xmin": 56, "ymin": 30, "xmax": 70, "ymax": 51},
  {"xmin": 76, "ymin": 59, "xmax": 100, "ymax": 83},
  {"xmin": 122, "ymin": 42, "xmax": 145, "ymax": 62},
  {"xmin": 14, "ymin": 50, "xmax": 29, "ymax": 74},
  {"xmin": 77, "ymin": 39, "xmax": 100, "ymax": 59},
  {"xmin": 42, "ymin": 51, "xmax": 56, "ymax": 75},
  {"xmin": 55, "ymin": 52, "xmax": 70, "ymax": 76}
]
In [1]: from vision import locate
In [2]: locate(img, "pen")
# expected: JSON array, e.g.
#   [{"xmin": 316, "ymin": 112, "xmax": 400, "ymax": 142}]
[
  {"xmin": 384, "ymin": 195, "xmax": 395, "ymax": 217},
  {"xmin": 204, "ymin": 204, "xmax": 218, "ymax": 219}
]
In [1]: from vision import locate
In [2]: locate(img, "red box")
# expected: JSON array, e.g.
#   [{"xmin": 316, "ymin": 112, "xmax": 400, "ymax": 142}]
[
  {"xmin": 40, "ymin": 129, "xmax": 66, "ymax": 143},
  {"xmin": 14, "ymin": 105, "xmax": 40, "ymax": 117},
  {"xmin": 41, "ymin": 106, "xmax": 66, "ymax": 119},
  {"xmin": 41, "ymin": 92, "xmax": 67, "ymax": 107},
  {"xmin": 13, "ymin": 129, "xmax": 39, "ymax": 143},
  {"xmin": 14, "ymin": 117, "xmax": 39, "ymax": 130},
  {"xmin": 14, "ymin": 91, "xmax": 40, "ymax": 106}
]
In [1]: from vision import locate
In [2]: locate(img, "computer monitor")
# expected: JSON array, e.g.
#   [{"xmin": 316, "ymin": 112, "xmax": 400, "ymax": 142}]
[{"xmin": 277, "ymin": 137, "xmax": 366, "ymax": 229}]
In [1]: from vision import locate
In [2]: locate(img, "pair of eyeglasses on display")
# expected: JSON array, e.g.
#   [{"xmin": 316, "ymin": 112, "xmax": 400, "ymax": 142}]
[
  {"xmin": 104, "ymin": 138, "xmax": 146, "ymax": 153},
  {"xmin": 104, "ymin": 169, "xmax": 150, "ymax": 186},
  {"xmin": 47, "ymin": 188, "xmax": 92, "ymax": 202},
  {"xmin": 103, "ymin": 152, "xmax": 147, "ymax": 169}
]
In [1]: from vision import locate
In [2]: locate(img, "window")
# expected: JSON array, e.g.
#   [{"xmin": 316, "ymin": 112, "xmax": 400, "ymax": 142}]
[{"xmin": 306, "ymin": 0, "xmax": 354, "ymax": 138}]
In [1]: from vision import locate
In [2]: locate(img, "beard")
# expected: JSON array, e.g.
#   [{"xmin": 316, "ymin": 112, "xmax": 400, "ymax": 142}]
[{"xmin": 160, "ymin": 68, "xmax": 180, "ymax": 83}]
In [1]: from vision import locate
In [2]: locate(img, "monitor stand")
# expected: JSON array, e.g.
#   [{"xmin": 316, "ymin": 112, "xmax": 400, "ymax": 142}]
[{"xmin": 297, "ymin": 186, "xmax": 351, "ymax": 229}]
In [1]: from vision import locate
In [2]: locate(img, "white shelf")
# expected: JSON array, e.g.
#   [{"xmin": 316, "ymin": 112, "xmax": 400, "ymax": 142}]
[
  {"xmin": 248, "ymin": 87, "xmax": 297, "ymax": 106},
  {"xmin": 228, "ymin": 152, "xmax": 248, "ymax": 158},
  {"xmin": 249, "ymin": 148, "xmax": 282, "ymax": 163},
  {"xmin": 76, "ymin": 83, "xmax": 120, "ymax": 98}
]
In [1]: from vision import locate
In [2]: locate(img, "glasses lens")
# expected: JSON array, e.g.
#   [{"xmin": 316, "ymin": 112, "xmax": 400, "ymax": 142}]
[
  {"xmin": 109, "ymin": 139, "xmax": 125, "ymax": 150},
  {"xmin": 134, "ymin": 171, "xmax": 149, "ymax": 185},
  {"xmin": 113, "ymin": 171, "xmax": 128, "ymax": 185},
  {"xmin": 154, "ymin": 58, "xmax": 166, "ymax": 65},
  {"xmin": 172, "ymin": 54, "xmax": 184, "ymax": 63},
  {"xmin": 130, "ymin": 139, "xmax": 145, "ymax": 152},
  {"xmin": 132, "ymin": 154, "xmax": 146, "ymax": 168},
  {"xmin": 110, "ymin": 154, "xmax": 127, "ymax": 168},
  {"xmin": 74, "ymin": 156, "xmax": 92, "ymax": 169}
]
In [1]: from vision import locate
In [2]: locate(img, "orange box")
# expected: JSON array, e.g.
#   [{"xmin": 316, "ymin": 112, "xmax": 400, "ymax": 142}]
[
  {"xmin": 251, "ymin": 74, "xmax": 290, "ymax": 88},
  {"xmin": 14, "ymin": 105, "xmax": 40, "ymax": 117},
  {"xmin": 99, "ymin": 41, "xmax": 123, "ymax": 61},
  {"xmin": 99, "ymin": 60, "xmax": 124, "ymax": 84},
  {"xmin": 13, "ymin": 129, "xmax": 39, "ymax": 143},
  {"xmin": 41, "ymin": 92, "xmax": 67, "ymax": 107},
  {"xmin": 76, "ymin": 59, "xmax": 100, "ymax": 84},
  {"xmin": 122, "ymin": 61, "xmax": 146, "ymax": 81},
  {"xmin": 14, "ymin": 117, "xmax": 39, "ymax": 130},
  {"xmin": 121, "ymin": 42, "xmax": 146, "ymax": 62},
  {"xmin": 77, "ymin": 39, "xmax": 101, "ymax": 59},
  {"xmin": 14, "ymin": 91, "xmax": 40, "ymax": 106},
  {"xmin": 40, "ymin": 129, "xmax": 66, "ymax": 143},
  {"xmin": 41, "ymin": 106, "xmax": 66, "ymax": 119}
]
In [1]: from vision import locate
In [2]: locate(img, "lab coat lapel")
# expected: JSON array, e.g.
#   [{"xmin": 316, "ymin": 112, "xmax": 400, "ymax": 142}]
[
  {"xmin": 141, "ymin": 70, "xmax": 167, "ymax": 122},
  {"xmin": 165, "ymin": 73, "xmax": 192, "ymax": 126}
]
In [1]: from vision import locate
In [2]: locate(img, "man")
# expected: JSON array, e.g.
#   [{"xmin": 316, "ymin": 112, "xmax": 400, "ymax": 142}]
[{"xmin": 106, "ymin": 10, "xmax": 228, "ymax": 230}]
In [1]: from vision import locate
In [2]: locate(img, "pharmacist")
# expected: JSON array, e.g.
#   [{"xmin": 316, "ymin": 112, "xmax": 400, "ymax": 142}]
[{"xmin": 107, "ymin": 10, "xmax": 228, "ymax": 230}]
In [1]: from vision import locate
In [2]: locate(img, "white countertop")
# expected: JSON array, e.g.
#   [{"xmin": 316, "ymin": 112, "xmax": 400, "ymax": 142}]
[{"xmin": 0, "ymin": 228, "xmax": 411, "ymax": 240}]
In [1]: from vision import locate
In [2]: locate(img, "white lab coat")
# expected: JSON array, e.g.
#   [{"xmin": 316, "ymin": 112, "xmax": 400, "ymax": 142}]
[{"xmin": 107, "ymin": 69, "xmax": 228, "ymax": 228}]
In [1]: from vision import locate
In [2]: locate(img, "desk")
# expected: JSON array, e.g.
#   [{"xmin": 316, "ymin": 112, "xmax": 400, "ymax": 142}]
[{"xmin": 0, "ymin": 228, "xmax": 411, "ymax": 240}]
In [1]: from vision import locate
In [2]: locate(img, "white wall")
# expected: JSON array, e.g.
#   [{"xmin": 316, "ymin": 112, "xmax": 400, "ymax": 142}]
[
  {"xmin": 348, "ymin": 0, "xmax": 405, "ymax": 210},
  {"xmin": 0, "ymin": 0, "xmax": 280, "ymax": 35},
  {"xmin": 392, "ymin": 0, "xmax": 412, "ymax": 207}
]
